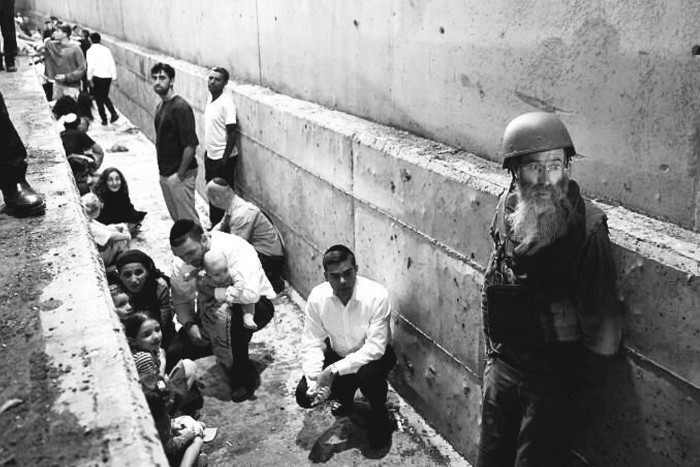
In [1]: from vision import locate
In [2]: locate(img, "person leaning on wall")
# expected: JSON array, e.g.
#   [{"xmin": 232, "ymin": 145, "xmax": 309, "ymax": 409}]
[{"xmin": 477, "ymin": 112, "xmax": 622, "ymax": 467}]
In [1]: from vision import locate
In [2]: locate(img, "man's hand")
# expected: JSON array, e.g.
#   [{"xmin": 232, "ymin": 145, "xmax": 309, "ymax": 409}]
[
  {"xmin": 316, "ymin": 366, "xmax": 336, "ymax": 389},
  {"xmin": 185, "ymin": 323, "xmax": 208, "ymax": 347},
  {"xmin": 305, "ymin": 377, "xmax": 330, "ymax": 407},
  {"xmin": 168, "ymin": 172, "xmax": 184, "ymax": 183}
]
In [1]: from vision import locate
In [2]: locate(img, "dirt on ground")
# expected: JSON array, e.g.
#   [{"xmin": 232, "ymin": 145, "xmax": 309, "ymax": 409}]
[{"xmin": 0, "ymin": 172, "xmax": 108, "ymax": 466}]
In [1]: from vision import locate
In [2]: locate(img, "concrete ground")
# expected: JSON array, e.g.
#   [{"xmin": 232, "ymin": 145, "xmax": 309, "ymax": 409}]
[{"xmin": 58, "ymin": 73, "xmax": 470, "ymax": 464}]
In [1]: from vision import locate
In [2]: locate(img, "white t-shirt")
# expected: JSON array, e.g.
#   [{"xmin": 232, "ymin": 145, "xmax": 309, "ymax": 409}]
[{"xmin": 204, "ymin": 92, "xmax": 237, "ymax": 160}]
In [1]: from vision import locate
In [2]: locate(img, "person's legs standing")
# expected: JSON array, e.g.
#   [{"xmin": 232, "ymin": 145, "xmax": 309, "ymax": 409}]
[
  {"xmin": 160, "ymin": 170, "xmax": 198, "ymax": 222},
  {"xmin": 477, "ymin": 357, "xmax": 522, "ymax": 467},
  {"xmin": 0, "ymin": 0, "xmax": 17, "ymax": 71},
  {"xmin": 97, "ymin": 76, "xmax": 118, "ymax": 121},
  {"xmin": 204, "ymin": 156, "xmax": 226, "ymax": 225},
  {"xmin": 0, "ymin": 90, "xmax": 45, "ymax": 217},
  {"xmin": 159, "ymin": 175, "xmax": 178, "ymax": 221},
  {"xmin": 92, "ymin": 76, "xmax": 109, "ymax": 124}
]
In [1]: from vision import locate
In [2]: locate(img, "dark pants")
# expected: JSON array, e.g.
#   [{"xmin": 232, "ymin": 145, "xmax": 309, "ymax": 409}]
[
  {"xmin": 0, "ymin": 90, "xmax": 28, "ymax": 193},
  {"xmin": 296, "ymin": 344, "xmax": 396, "ymax": 416},
  {"xmin": 92, "ymin": 77, "xmax": 117, "ymax": 122},
  {"xmin": 0, "ymin": 0, "xmax": 17, "ymax": 67},
  {"xmin": 204, "ymin": 155, "xmax": 237, "ymax": 225},
  {"xmin": 259, "ymin": 252, "xmax": 285, "ymax": 293},
  {"xmin": 167, "ymin": 296, "xmax": 274, "ymax": 389},
  {"xmin": 477, "ymin": 356, "xmax": 574, "ymax": 467}
]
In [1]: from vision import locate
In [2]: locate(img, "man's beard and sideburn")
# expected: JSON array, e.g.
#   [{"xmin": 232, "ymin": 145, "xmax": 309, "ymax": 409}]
[{"xmin": 507, "ymin": 176, "xmax": 574, "ymax": 254}]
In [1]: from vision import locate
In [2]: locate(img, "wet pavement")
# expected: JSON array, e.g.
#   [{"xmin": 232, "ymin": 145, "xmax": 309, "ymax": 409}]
[{"xmin": 76, "ymin": 83, "xmax": 470, "ymax": 464}]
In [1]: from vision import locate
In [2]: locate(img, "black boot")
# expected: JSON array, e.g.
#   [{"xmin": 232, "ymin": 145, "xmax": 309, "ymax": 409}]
[{"xmin": 3, "ymin": 180, "xmax": 46, "ymax": 217}]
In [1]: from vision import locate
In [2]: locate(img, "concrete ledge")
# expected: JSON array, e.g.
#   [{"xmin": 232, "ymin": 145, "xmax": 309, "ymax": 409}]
[
  {"xmin": 97, "ymin": 34, "xmax": 700, "ymax": 464},
  {"xmin": 2, "ymin": 61, "xmax": 167, "ymax": 465}
]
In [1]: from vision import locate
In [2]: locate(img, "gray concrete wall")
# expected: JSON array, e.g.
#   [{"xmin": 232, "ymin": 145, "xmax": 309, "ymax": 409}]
[
  {"xmin": 18, "ymin": 0, "xmax": 700, "ymax": 230},
  {"xmin": 48, "ymin": 34, "xmax": 700, "ymax": 465}
]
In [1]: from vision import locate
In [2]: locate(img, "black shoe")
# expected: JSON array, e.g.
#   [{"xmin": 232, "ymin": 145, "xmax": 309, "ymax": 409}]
[
  {"xmin": 110, "ymin": 114, "xmax": 119, "ymax": 123},
  {"xmin": 367, "ymin": 412, "xmax": 395, "ymax": 448},
  {"xmin": 330, "ymin": 400, "xmax": 354, "ymax": 417},
  {"xmin": 0, "ymin": 63, "xmax": 4, "ymax": 71},
  {"xmin": 101, "ymin": 119, "xmax": 108, "ymax": 126},
  {"xmin": 3, "ymin": 181, "xmax": 46, "ymax": 218},
  {"xmin": 6, "ymin": 63, "xmax": 16, "ymax": 72},
  {"xmin": 230, "ymin": 385, "xmax": 252, "ymax": 403}
]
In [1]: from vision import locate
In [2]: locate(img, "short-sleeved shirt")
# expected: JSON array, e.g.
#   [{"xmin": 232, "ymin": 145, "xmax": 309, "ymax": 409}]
[
  {"xmin": 154, "ymin": 95, "xmax": 199, "ymax": 176},
  {"xmin": 204, "ymin": 92, "xmax": 237, "ymax": 160},
  {"xmin": 60, "ymin": 128, "xmax": 95, "ymax": 156}
]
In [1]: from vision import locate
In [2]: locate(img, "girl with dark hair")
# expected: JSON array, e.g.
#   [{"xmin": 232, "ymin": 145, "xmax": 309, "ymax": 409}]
[
  {"xmin": 114, "ymin": 249, "xmax": 175, "ymax": 350},
  {"xmin": 94, "ymin": 167, "xmax": 147, "ymax": 234}
]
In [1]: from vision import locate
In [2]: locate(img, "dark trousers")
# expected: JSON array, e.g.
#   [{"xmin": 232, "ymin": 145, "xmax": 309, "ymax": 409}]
[
  {"xmin": 477, "ymin": 356, "xmax": 574, "ymax": 467},
  {"xmin": 0, "ymin": 90, "xmax": 28, "ymax": 192},
  {"xmin": 295, "ymin": 344, "xmax": 396, "ymax": 415},
  {"xmin": 166, "ymin": 296, "xmax": 274, "ymax": 389},
  {"xmin": 204, "ymin": 155, "xmax": 237, "ymax": 225},
  {"xmin": 259, "ymin": 252, "xmax": 285, "ymax": 294},
  {"xmin": 92, "ymin": 77, "xmax": 117, "ymax": 122},
  {"xmin": 0, "ymin": 0, "xmax": 17, "ymax": 66}
]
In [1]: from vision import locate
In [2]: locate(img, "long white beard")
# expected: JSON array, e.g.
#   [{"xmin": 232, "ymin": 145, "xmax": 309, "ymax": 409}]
[{"xmin": 507, "ymin": 182, "xmax": 572, "ymax": 252}]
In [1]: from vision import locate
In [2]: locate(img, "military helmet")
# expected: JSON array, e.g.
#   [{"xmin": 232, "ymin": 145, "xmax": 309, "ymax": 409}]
[{"xmin": 501, "ymin": 112, "xmax": 575, "ymax": 169}]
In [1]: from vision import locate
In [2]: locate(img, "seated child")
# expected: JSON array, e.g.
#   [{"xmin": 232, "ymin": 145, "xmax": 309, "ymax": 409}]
[
  {"xmin": 199, "ymin": 250, "xmax": 257, "ymax": 331},
  {"xmin": 81, "ymin": 193, "xmax": 131, "ymax": 277}
]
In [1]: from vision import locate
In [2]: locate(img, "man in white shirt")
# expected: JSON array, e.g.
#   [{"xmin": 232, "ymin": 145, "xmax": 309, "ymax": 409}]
[
  {"xmin": 168, "ymin": 219, "xmax": 276, "ymax": 402},
  {"xmin": 86, "ymin": 32, "xmax": 118, "ymax": 125},
  {"xmin": 296, "ymin": 244, "xmax": 396, "ymax": 448},
  {"xmin": 204, "ymin": 66, "xmax": 238, "ymax": 225},
  {"xmin": 208, "ymin": 177, "xmax": 286, "ymax": 293}
]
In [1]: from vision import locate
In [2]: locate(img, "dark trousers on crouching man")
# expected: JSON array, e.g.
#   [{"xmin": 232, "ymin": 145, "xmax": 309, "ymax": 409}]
[{"xmin": 295, "ymin": 342, "xmax": 397, "ymax": 418}]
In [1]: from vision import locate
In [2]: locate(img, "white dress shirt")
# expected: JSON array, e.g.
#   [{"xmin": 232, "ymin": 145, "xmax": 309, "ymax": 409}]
[
  {"xmin": 300, "ymin": 276, "xmax": 391, "ymax": 379},
  {"xmin": 170, "ymin": 231, "xmax": 275, "ymax": 324},
  {"xmin": 86, "ymin": 43, "xmax": 117, "ymax": 80}
]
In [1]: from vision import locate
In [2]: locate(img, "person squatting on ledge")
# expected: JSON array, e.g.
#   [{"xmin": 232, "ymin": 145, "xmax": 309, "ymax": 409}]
[{"xmin": 477, "ymin": 112, "xmax": 622, "ymax": 467}]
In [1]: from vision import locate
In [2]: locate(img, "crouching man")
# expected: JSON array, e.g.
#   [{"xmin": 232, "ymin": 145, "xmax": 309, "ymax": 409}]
[{"xmin": 295, "ymin": 244, "xmax": 396, "ymax": 448}]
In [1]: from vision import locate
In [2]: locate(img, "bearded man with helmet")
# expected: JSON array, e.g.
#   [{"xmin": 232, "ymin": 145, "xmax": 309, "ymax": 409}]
[{"xmin": 477, "ymin": 112, "xmax": 622, "ymax": 466}]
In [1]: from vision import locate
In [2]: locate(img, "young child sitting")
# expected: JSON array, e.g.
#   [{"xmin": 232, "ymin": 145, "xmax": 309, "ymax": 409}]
[
  {"xmin": 81, "ymin": 193, "xmax": 130, "ymax": 279},
  {"xmin": 123, "ymin": 312, "xmax": 208, "ymax": 467},
  {"xmin": 198, "ymin": 250, "xmax": 257, "ymax": 331}
]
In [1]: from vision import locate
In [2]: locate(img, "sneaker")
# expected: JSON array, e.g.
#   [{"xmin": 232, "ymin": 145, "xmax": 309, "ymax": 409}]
[
  {"xmin": 6, "ymin": 64, "xmax": 17, "ymax": 72},
  {"xmin": 110, "ymin": 114, "xmax": 119, "ymax": 123},
  {"xmin": 330, "ymin": 400, "xmax": 354, "ymax": 417}
]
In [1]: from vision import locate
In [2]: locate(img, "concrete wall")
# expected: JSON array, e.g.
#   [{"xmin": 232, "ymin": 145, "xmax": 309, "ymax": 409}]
[
  {"xmin": 36, "ymin": 33, "xmax": 700, "ymax": 464},
  {"xmin": 18, "ymin": 0, "xmax": 700, "ymax": 230}
]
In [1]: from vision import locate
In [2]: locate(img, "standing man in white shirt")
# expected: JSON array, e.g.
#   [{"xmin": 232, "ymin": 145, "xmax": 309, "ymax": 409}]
[
  {"xmin": 204, "ymin": 66, "xmax": 238, "ymax": 225},
  {"xmin": 296, "ymin": 244, "xmax": 397, "ymax": 448},
  {"xmin": 86, "ymin": 32, "xmax": 118, "ymax": 126}
]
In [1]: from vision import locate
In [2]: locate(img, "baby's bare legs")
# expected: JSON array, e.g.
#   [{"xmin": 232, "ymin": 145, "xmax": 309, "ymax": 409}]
[{"xmin": 242, "ymin": 303, "xmax": 257, "ymax": 330}]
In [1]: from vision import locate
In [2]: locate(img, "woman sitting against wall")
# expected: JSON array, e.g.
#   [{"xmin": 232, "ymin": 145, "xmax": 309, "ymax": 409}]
[{"xmin": 94, "ymin": 167, "xmax": 147, "ymax": 235}]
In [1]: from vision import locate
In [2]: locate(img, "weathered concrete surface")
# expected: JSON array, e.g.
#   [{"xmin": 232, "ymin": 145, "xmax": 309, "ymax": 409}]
[
  {"xmin": 0, "ymin": 59, "xmax": 167, "ymax": 466},
  {"xmin": 62, "ymin": 35, "xmax": 700, "ymax": 465},
  {"xmin": 18, "ymin": 0, "xmax": 700, "ymax": 229}
]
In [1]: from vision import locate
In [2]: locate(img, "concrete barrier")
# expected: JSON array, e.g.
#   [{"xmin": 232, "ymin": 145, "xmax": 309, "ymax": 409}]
[
  {"xmin": 84, "ymin": 35, "xmax": 700, "ymax": 465},
  {"xmin": 1, "ymin": 61, "xmax": 167, "ymax": 465}
]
